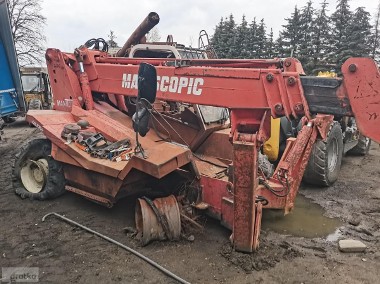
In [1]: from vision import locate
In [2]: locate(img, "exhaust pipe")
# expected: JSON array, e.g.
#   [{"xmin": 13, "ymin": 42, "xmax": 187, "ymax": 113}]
[{"xmin": 116, "ymin": 12, "xmax": 160, "ymax": 57}]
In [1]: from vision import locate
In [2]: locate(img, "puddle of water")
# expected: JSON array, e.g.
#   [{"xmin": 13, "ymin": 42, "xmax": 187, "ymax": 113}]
[
  {"xmin": 261, "ymin": 195, "xmax": 342, "ymax": 239},
  {"xmin": 326, "ymin": 228, "xmax": 342, "ymax": 242}
]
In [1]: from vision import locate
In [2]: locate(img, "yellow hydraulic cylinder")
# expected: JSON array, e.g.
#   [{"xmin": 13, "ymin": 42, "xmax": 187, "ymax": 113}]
[{"xmin": 263, "ymin": 117, "xmax": 281, "ymax": 162}]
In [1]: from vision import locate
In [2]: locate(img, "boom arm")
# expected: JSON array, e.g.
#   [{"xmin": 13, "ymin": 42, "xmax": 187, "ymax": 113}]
[{"xmin": 46, "ymin": 48, "xmax": 379, "ymax": 143}]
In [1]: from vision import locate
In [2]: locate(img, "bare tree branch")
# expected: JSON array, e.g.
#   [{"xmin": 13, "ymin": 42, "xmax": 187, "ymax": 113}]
[
  {"xmin": 372, "ymin": 1, "xmax": 380, "ymax": 61},
  {"xmin": 7, "ymin": 0, "xmax": 46, "ymax": 66}
]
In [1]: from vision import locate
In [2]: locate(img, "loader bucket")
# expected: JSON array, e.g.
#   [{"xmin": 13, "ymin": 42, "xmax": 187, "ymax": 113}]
[{"xmin": 342, "ymin": 58, "xmax": 380, "ymax": 144}]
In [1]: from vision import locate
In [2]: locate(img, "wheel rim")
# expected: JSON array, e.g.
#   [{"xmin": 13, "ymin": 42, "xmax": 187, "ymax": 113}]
[
  {"xmin": 20, "ymin": 159, "xmax": 49, "ymax": 193},
  {"xmin": 364, "ymin": 137, "xmax": 370, "ymax": 148},
  {"xmin": 327, "ymin": 138, "xmax": 338, "ymax": 172}
]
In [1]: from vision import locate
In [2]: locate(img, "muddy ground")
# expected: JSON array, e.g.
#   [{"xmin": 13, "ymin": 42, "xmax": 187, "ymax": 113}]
[{"xmin": 1, "ymin": 119, "xmax": 379, "ymax": 283}]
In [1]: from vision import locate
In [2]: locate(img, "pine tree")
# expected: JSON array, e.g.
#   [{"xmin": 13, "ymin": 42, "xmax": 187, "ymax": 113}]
[
  {"xmin": 256, "ymin": 19, "xmax": 267, "ymax": 58},
  {"xmin": 298, "ymin": 1, "xmax": 315, "ymax": 74},
  {"xmin": 281, "ymin": 6, "xmax": 303, "ymax": 57},
  {"xmin": 266, "ymin": 28, "xmax": 275, "ymax": 58},
  {"xmin": 348, "ymin": 7, "xmax": 372, "ymax": 58},
  {"xmin": 236, "ymin": 15, "xmax": 250, "ymax": 58},
  {"xmin": 248, "ymin": 18, "xmax": 258, "ymax": 58},
  {"xmin": 275, "ymin": 32, "xmax": 287, "ymax": 58},
  {"xmin": 311, "ymin": 0, "xmax": 331, "ymax": 74},
  {"xmin": 224, "ymin": 14, "xmax": 237, "ymax": 58},
  {"xmin": 211, "ymin": 17, "xmax": 228, "ymax": 58},
  {"xmin": 328, "ymin": 0, "xmax": 353, "ymax": 72}
]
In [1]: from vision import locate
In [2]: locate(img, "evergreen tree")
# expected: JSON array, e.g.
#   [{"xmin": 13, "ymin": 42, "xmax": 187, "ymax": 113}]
[
  {"xmin": 256, "ymin": 19, "xmax": 267, "ymax": 58},
  {"xmin": 266, "ymin": 28, "xmax": 275, "ymax": 58},
  {"xmin": 348, "ymin": 7, "xmax": 372, "ymax": 57},
  {"xmin": 248, "ymin": 18, "xmax": 258, "ymax": 58},
  {"xmin": 224, "ymin": 14, "xmax": 237, "ymax": 58},
  {"xmin": 236, "ymin": 15, "xmax": 250, "ymax": 58},
  {"xmin": 281, "ymin": 6, "xmax": 302, "ymax": 57},
  {"xmin": 328, "ymin": 0, "xmax": 353, "ymax": 72},
  {"xmin": 298, "ymin": 1, "xmax": 315, "ymax": 74},
  {"xmin": 211, "ymin": 17, "xmax": 228, "ymax": 58},
  {"xmin": 209, "ymin": 2, "xmax": 374, "ymax": 65},
  {"xmin": 275, "ymin": 32, "xmax": 287, "ymax": 58},
  {"xmin": 311, "ymin": 0, "xmax": 331, "ymax": 74}
]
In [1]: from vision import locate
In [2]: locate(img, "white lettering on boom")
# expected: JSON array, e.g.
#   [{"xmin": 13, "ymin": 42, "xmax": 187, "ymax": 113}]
[{"xmin": 121, "ymin": 74, "xmax": 203, "ymax": 96}]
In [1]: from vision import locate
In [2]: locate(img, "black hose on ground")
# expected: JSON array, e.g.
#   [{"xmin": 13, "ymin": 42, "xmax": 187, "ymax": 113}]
[{"xmin": 42, "ymin": 212, "xmax": 190, "ymax": 284}]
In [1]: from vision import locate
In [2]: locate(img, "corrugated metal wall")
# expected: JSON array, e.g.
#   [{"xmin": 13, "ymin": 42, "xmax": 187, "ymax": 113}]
[{"xmin": 0, "ymin": 0, "xmax": 25, "ymax": 113}]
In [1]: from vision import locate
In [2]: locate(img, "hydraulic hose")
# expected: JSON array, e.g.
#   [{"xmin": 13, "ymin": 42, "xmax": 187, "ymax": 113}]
[{"xmin": 42, "ymin": 212, "xmax": 190, "ymax": 284}]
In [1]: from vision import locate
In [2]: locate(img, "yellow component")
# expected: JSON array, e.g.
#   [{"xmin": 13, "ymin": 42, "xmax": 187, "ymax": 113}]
[
  {"xmin": 24, "ymin": 93, "xmax": 43, "ymax": 105},
  {"xmin": 263, "ymin": 117, "xmax": 281, "ymax": 162},
  {"xmin": 317, "ymin": 71, "xmax": 337, "ymax": 78}
]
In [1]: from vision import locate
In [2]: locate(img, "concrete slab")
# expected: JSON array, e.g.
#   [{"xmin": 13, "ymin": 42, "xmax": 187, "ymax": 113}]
[{"xmin": 339, "ymin": 239, "xmax": 367, "ymax": 252}]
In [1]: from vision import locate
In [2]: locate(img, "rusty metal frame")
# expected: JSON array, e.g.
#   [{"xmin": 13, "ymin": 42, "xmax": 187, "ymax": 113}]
[{"xmin": 28, "ymin": 47, "xmax": 380, "ymax": 253}]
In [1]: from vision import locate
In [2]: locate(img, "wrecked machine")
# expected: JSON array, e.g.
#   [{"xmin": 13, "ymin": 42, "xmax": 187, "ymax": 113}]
[{"xmin": 13, "ymin": 12, "xmax": 380, "ymax": 252}]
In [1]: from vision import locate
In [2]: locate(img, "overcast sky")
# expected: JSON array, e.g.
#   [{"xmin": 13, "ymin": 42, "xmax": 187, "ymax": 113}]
[{"xmin": 42, "ymin": 0, "xmax": 378, "ymax": 52}]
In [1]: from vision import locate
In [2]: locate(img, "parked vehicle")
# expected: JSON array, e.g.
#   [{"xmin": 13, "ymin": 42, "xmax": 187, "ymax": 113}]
[
  {"xmin": 0, "ymin": 1, "xmax": 25, "ymax": 124},
  {"xmin": 20, "ymin": 67, "xmax": 52, "ymax": 110}
]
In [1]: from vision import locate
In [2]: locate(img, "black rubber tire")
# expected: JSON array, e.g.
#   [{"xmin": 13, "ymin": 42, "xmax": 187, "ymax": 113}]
[
  {"xmin": 3, "ymin": 115, "xmax": 16, "ymax": 123},
  {"xmin": 303, "ymin": 121, "xmax": 343, "ymax": 187},
  {"xmin": 348, "ymin": 135, "xmax": 371, "ymax": 156},
  {"xmin": 28, "ymin": 99, "xmax": 43, "ymax": 110},
  {"xmin": 12, "ymin": 139, "xmax": 66, "ymax": 200}
]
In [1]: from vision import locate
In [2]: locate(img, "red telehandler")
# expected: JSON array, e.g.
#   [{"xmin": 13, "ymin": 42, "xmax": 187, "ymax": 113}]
[{"xmin": 13, "ymin": 12, "xmax": 380, "ymax": 252}]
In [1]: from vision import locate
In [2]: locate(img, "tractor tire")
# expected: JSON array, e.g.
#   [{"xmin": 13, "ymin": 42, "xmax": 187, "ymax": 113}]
[
  {"xmin": 303, "ymin": 121, "xmax": 343, "ymax": 187},
  {"xmin": 12, "ymin": 139, "xmax": 66, "ymax": 200},
  {"xmin": 28, "ymin": 99, "xmax": 43, "ymax": 110},
  {"xmin": 3, "ymin": 115, "xmax": 16, "ymax": 123},
  {"xmin": 348, "ymin": 135, "xmax": 371, "ymax": 156}
]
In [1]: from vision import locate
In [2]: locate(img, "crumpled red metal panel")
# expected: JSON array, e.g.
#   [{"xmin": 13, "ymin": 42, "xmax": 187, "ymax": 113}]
[{"xmin": 342, "ymin": 58, "xmax": 380, "ymax": 143}]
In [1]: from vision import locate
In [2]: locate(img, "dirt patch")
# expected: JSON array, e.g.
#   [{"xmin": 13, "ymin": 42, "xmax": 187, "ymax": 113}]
[
  {"xmin": 1, "ymin": 119, "xmax": 380, "ymax": 283},
  {"xmin": 220, "ymin": 238, "xmax": 303, "ymax": 272}
]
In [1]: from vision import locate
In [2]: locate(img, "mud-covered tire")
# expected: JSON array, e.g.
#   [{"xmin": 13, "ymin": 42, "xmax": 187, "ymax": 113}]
[
  {"xmin": 348, "ymin": 135, "xmax": 371, "ymax": 156},
  {"xmin": 303, "ymin": 121, "xmax": 343, "ymax": 187},
  {"xmin": 3, "ymin": 115, "xmax": 16, "ymax": 123},
  {"xmin": 12, "ymin": 139, "xmax": 66, "ymax": 200},
  {"xmin": 28, "ymin": 99, "xmax": 43, "ymax": 110}
]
